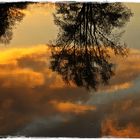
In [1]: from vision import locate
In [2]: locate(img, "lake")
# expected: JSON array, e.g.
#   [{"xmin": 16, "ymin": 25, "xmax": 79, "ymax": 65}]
[{"xmin": 0, "ymin": 2, "xmax": 140, "ymax": 137}]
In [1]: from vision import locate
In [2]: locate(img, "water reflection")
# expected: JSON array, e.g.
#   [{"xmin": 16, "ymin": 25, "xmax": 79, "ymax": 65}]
[
  {"xmin": 50, "ymin": 46, "xmax": 115, "ymax": 90},
  {"xmin": 50, "ymin": 3, "xmax": 132, "ymax": 90},
  {"xmin": 0, "ymin": 2, "xmax": 28, "ymax": 44},
  {"xmin": 1, "ymin": 2, "xmax": 140, "ymax": 138}
]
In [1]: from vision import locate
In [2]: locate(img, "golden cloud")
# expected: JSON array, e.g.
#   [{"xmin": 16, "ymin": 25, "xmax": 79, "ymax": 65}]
[
  {"xmin": 0, "ymin": 45, "xmax": 50, "ymax": 63},
  {"xmin": 0, "ymin": 45, "xmax": 50, "ymax": 88},
  {"xmin": 0, "ymin": 44, "xmax": 140, "ymax": 136},
  {"xmin": 96, "ymin": 48, "xmax": 140, "ymax": 93},
  {"xmin": 0, "ymin": 45, "xmax": 92, "ymax": 135},
  {"xmin": 100, "ymin": 92, "xmax": 140, "ymax": 138},
  {"xmin": 50, "ymin": 100, "xmax": 96, "ymax": 114},
  {"xmin": 18, "ymin": 3, "xmax": 56, "ymax": 17},
  {"xmin": 0, "ymin": 68, "xmax": 45, "ymax": 88},
  {"xmin": 100, "ymin": 82, "xmax": 133, "ymax": 93},
  {"xmin": 101, "ymin": 119, "xmax": 140, "ymax": 138}
]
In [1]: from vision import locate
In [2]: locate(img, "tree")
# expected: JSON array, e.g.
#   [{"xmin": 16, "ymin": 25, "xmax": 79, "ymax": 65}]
[
  {"xmin": 0, "ymin": 2, "xmax": 29, "ymax": 44},
  {"xmin": 50, "ymin": 3, "xmax": 132, "ymax": 90}
]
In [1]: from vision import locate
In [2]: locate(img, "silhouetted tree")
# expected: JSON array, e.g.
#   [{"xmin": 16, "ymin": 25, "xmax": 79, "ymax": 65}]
[
  {"xmin": 0, "ymin": 2, "xmax": 29, "ymax": 44},
  {"xmin": 51, "ymin": 46, "xmax": 115, "ymax": 90},
  {"xmin": 50, "ymin": 3, "xmax": 132, "ymax": 90}
]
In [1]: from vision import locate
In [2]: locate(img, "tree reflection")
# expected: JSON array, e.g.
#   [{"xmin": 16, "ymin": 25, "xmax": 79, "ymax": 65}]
[
  {"xmin": 0, "ymin": 2, "xmax": 28, "ymax": 44},
  {"xmin": 50, "ymin": 3, "xmax": 132, "ymax": 90}
]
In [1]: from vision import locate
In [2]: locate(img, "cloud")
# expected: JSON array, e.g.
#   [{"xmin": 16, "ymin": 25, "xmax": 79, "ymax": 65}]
[
  {"xmin": 0, "ymin": 45, "xmax": 140, "ymax": 136},
  {"xmin": 0, "ymin": 45, "xmax": 91, "ymax": 135},
  {"xmin": 100, "ymin": 91, "xmax": 140, "ymax": 138},
  {"xmin": 0, "ymin": 68, "xmax": 45, "ymax": 88},
  {"xmin": 0, "ymin": 45, "xmax": 49, "ymax": 88},
  {"xmin": 95, "ymin": 49, "xmax": 140, "ymax": 93},
  {"xmin": 17, "ymin": 3, "xmax": 56, "ymax": 16},
  {"xmin": 99, "ymin": 82, "xmax": 133, "ymax": 93},
  {"xmin": 50, "ymin": 100, "xmax": 96, "ymax": 114},
  {"xmin": 101, "ymin": 119, "xmax": 140, "ymax": 138}
]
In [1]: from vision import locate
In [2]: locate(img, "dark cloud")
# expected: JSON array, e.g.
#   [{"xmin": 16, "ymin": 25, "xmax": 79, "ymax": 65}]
[
  {"xmin": 0, "ymin": 46, "xmax": 93, "ymax": 136},
  {"xmin": 0, "ymin": 46, "xmax": 140, "ymax": 137}
]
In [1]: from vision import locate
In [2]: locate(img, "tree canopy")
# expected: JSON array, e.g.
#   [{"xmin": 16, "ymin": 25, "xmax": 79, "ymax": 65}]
[
  {"xmin": 50, "ymin": 3, "xmax": 132, "ymax": 90},
  {"xmin": 0, "ymin": 2, "xmax": 29, "ymax": 44}
]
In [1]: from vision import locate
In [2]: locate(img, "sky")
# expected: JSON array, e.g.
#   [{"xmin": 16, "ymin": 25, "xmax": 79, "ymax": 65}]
[
  {"xmin": 0, "ymin": 3, "xmax": 139, "ymax": 49},
  {"xmin": 0, "ymin": 2, "xmax": 140, "ymax": 137}
]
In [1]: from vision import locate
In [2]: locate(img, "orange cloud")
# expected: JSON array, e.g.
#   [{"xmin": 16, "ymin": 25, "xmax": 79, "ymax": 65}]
[
  {"xmin": 18, "ymin": 3, "xmax": 56, "ymax": 17},
  {"xmin": 50, "ymin": 100, "xmax": 96, "ymax": 114},
  {"xmin": 0, "ymin": 45, "xmax": 50, "ymax": 88},
  {"xmin": 101, "ymin": 119, "xmax": 140, "ymax": 138},
  {"xmin": 0, "ymin": 44, "xmax": 140, "ymax": 136},
  {"xmin": 0, "ymin": 68, "xmax": 44, "ymax": 88},
  {"xmin": 95, "ymin": 48, "xmax": 140, "ymax": 93},
  {"xmin": 0, "ymin": 44, "xmax": 92, "ymax": 135},
  {"xmin": 0, "ymin": 45, "xmax": 49, "ymax": 64},
  {"xmin": 100, "ymin": 82, "xmax": 132, "ymax": 93},
  {"xmin": 100, "ymin": 92, "xmax": 140, "ymax": 138}
]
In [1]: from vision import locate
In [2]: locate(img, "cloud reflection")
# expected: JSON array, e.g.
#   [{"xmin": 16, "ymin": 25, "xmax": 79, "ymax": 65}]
[
  {"xmin": 0, "ymin": 45, "xmax": 140, "ymax": 136},
  {"xmin": 101, "ymin": 94, "xmax": 140, "ymax": 137},
  {"xmin": 50, "ymin": 100, "xmax": 96, "ymax": 114},
  {"xmin": 0, "ymin": 45, "xmax": 92, "ymax": 135},
  {"xmin": 102, "ymin": 119, "xmax": 140, "ymax": 137}
]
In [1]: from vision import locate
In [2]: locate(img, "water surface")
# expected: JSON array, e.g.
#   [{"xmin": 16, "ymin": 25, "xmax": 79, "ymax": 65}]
[{"xmin": 0, "ymin": 2, "xmax": 140, "ymax": 137}]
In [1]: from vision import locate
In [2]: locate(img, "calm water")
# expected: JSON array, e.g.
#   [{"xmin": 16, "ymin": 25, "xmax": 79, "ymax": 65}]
[{"xmin": 0, "ymin": 2, "xmax": 140, "ymax": 137}]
